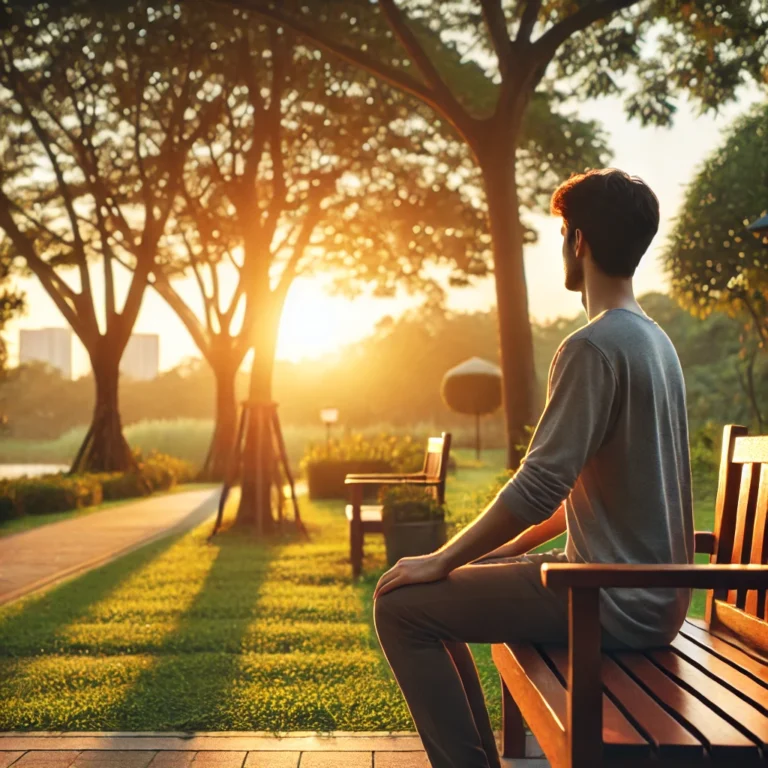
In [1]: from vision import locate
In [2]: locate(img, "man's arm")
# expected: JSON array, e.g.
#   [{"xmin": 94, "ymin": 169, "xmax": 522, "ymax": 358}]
[
  {"xmin": 480, "ymin": 504, "xmax": 566, "ymax": 560},
  {"xmin": 374, "ymin": 339, "xmax": 617, "ymax": 599}
]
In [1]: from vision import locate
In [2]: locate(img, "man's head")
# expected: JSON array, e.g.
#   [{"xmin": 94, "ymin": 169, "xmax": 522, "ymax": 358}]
[{"xmin": 550, "ymin": 169, "xmax": 660, "ymax": 293}]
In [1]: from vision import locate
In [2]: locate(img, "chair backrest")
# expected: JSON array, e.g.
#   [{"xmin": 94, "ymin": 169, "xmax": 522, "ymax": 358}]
[
  {"xmin": 707, "ymin": 425, "xmax": 768, "ymax": 650},
  {"xmin": 422, "ymin": 432, "xmax": 452, "ymax": 505}
]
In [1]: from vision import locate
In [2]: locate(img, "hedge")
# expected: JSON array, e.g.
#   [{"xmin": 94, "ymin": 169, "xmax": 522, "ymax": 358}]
[{"xmin": 0, "ymin": 452, "xmax": 196, "ymax": 522}]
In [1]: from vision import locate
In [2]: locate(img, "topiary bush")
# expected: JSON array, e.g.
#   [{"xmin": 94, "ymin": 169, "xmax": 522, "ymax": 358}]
[{"xmin": 380, "ymin": 484, "xmax": 445, "ymax": 524}]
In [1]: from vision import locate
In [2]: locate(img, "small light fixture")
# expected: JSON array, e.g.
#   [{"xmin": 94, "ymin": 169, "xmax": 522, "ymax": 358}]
[{"xmin": 320, "ymin": 407, "xmax": 339, "ymax": 452}]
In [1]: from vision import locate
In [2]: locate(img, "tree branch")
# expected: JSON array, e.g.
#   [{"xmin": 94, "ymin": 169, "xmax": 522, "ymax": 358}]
[
  {"xmin": 223, "ymin": 1, "xmax": 474, "ymax": 137},
  {"xmin": 480, "ymin": 0, "xmax": 512, "ymax": 77},
  {"xmin": 150, "ymin": 272, "xmax": 211, "ymax": 355},
  {"xmin": 533, "ymin": 0, "xmax": 641, "ymax": 65},
  {"xmin": 517, "ymin": 0, "xmax": 542, "ymax": 42},
  {"xmin": 378, "ymin": 0, "xmax": 471, "ymax": 125}
]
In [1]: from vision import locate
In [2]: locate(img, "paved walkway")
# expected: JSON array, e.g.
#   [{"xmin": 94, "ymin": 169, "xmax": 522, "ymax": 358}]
[
  {"xmin": 0, "ymin": 733, "xmax": 547, "ymax": 767},
  {"xmin": 0, "ymin": 488, "xmax": 219, "ymax": 606}
]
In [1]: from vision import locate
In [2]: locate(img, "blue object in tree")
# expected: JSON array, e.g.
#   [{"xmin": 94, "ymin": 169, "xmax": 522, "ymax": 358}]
[{"xmin": 747, "ymin": 213, "xmax": 768, "ymax": 232}]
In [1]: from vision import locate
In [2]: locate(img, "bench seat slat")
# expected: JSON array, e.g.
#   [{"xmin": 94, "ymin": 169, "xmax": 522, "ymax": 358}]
[
  {"xmin": 649, "ymin": 648, "xmax": 768, "ymax": 747},
  {"xmin": 544, "ymin": 647, "xmax": 702, "ymax": 759},
  {"xmin": 671, "ymin": 634, "xmax": 768, "ymax": 708},
  {"xmin": 504, "ymin": 645, "xmax": 650, "ymax": 755},
  {"xmin": 344, "ymin": 504, "xmax": 383, "ymax": 524},
  {"xmin": 680, "ymin": 620, "xmax": 768, "ymax": 685},
  {"xmin": 613, "ymin": 652, "xmax": 758, "ymax": 758}
]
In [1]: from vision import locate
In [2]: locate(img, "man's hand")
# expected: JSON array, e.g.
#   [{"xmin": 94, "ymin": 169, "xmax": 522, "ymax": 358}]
[{"xmin": 373, "ymin": 552, "xmax": 450, "ymax": 600}]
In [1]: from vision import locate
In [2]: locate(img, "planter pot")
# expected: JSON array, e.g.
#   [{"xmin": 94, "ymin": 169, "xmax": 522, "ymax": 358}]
[
  {"xmin": 383, "ymin": 519, "xmax": 447, "ymax": 567},
  {"xmin": 306, "ymin": 459, "xmax": 393, "ymax": 500}
]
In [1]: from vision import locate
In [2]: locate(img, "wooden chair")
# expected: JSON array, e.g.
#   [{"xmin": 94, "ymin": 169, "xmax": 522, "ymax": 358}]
[
  {"xmin": 493, "ymin": 424, "xmax": 768, "ymax": 767},
  {"xmin": 344, "ymin": 432, "xmax": 452, "ymax": 578}
]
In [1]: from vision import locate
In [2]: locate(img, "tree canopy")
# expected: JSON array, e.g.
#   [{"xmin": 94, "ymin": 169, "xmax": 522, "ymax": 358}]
[{"xmin": 665, "ymin": 100, "xmax": 768, "ymax": 349}]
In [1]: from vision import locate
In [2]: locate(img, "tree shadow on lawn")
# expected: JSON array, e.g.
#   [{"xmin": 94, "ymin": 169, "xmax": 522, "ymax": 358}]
[
  {"xmin": 94, "ymin": 523, "xmax": 288, "ymax": 730},
  {"xmin": 0, "ymin": 527, "xmax": 192, "ymax": 729}
]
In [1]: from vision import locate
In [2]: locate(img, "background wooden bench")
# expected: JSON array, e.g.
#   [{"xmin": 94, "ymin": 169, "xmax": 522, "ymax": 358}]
[
  {"xmin": 344, "ymin": 432, "xmax": 451, "ymax": 578},
  {"xmin": 493, "ymin": 424, "xmax": 768, "ymax": 767}
]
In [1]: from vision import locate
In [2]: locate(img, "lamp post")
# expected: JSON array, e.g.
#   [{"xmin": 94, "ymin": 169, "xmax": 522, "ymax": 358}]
[{"xmin": 320, "ymin": 407, "xmax": 339, "ymax": 454}]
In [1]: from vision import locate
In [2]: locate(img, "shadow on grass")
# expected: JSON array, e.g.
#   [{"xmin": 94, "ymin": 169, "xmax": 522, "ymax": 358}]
[{"xmin": 93, "ymin": 523, "xmax": 296, "ymax": 730}]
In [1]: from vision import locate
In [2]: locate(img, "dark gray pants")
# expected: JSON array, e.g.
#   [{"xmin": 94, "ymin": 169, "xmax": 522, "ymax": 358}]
[{"xmin": 373, "ymin": 551, "xmax": 627, "ymax": 768}]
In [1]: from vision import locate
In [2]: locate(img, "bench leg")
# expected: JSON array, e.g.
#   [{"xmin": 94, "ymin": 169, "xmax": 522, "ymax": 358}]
[
  {"xmin": 350, "ymin": 518, "xmax": 363, "ymax": 578},
  {"xmin": 500, "ymin": 673, "xmax": 526, "ymax": 758}
]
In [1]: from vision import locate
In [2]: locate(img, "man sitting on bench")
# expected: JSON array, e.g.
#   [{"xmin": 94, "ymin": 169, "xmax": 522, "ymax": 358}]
[{"xmin": 373, "ymin": 169, "xmax": 694, "ymax": 768}]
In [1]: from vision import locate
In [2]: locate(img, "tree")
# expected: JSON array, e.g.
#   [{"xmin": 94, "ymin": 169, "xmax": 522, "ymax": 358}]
[
  {"xmin": 666, "ymin": 102, "xmax": 768, "ymax": 358},
  {"xmin": 139, "ymin": 8, "xmax": 492, "ymax": 526},
  {"xmin": 0, "ymin": 1, "xmax": 226, "ymax": 471},
  {"xmin": 230, "ymin": 0, "xmax": 768, "ymax": 466},
  {"xmin": 0, "ymin": 252, "xmax": 23, "ymax": 375}
]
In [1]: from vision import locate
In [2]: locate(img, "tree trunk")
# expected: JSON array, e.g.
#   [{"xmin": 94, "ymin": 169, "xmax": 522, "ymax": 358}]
[
  {"xmin": 70, "ymin": 346, "xmax": 133, "ymax": 474},
  {"xmin": 479, "ymin": 144, "xmax": 539, "ymax": 469},
  {"xmin": 200, "ymin": 356, "xmax": 240, "ymax": 482},
  {"xmin": 235, "ymin": 314, "xmax": 280, "ymax": 534}
]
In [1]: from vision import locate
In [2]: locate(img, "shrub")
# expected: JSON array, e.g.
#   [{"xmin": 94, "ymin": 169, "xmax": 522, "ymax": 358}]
[
  {"xmin": 380, "ymin": 485, "xmax": 445, "ymax": 524},
  {"xmin": 305, "ymin": 459, "xmax": 393, "ymax": 500},
  {"xmin": 301, "ymin": 433, "xmax": 424, "ymax": 474},
  {"xmin": 11, "ymin": 474, "xmax": 103, "ymax": 516},
  {"xmin": 0, "ymin": 452, "xmax": 197, "ymax": 520},
  {"xmin": 690, "ymin": 421, "xmax": 720, "ymax": 502},
  {"xmin": 301, "ymin": 433, "xmax": 425, "ymax": 500}
]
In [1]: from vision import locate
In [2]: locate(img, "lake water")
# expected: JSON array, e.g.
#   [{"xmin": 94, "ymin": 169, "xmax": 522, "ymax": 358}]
[{"xmin": 0, "ymin": 464, "xmax": 69, "ymax": 480}]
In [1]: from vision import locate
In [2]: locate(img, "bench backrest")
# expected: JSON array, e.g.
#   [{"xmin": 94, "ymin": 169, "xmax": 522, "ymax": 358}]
[
  {"xmin": 707, "ymin": 424, "xmax": 768, "ymax": 652},
  {"xmin": 422, "ymin": 432, "xmax": 452, "ymax": 505}
]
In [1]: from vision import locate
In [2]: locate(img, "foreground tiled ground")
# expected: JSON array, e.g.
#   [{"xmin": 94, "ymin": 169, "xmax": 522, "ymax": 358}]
[{"xmin": 0, "ymin": 733, "xmax": 547, "ymax": 766}]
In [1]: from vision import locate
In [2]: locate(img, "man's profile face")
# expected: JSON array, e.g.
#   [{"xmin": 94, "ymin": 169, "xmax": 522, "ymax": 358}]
[{"xmin": 561, "ymin": 222, "xmax": 584, "ymax": 293}]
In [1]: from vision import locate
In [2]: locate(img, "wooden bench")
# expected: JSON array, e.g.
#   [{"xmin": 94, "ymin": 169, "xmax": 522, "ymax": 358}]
[
  {"xmin": 344, "ymin": 432, "xmax": 451, "ymax": 578},
  {"xmin": 493, "ymin": 424, "xmax": 768, "ymax": 767}
]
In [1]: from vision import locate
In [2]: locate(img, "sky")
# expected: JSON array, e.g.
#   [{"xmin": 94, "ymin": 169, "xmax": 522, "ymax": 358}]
[{"xmin": 3, "ymin": 87, "xmax": 762, "ymax": 377}]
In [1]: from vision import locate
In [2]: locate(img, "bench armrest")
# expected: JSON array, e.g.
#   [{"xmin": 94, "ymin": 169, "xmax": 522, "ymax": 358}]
[
  {"xmin": 345, "ymin": 472, "xmax": 426, "ymax": 482},
  {"xmin": 344, "ymin": 477, "xmax": 439, "ymax": 487},
  {"xmin": 541, "ymin": 563, "xmax": 768, "ymax": 590}
]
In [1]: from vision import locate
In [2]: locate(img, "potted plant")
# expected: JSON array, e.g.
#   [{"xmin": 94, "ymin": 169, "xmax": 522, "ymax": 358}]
[{"xmin": 380, "ymin": 484, "xmax": 447, "ymax": 567}]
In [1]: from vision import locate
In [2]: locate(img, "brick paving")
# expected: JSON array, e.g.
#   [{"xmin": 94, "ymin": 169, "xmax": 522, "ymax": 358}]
[
  {"xmin": 0, "ymin": 733, "xmax": 548, "ymax": 767},
  {"xmin": 0, "ymin": 488, "xmax": 218, "ymax": 606}
]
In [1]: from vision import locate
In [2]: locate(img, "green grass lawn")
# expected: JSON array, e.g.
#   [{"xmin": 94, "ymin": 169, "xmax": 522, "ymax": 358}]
[
  {"xmin": 0, "ymin": 454, "xmax": 715, "ymax": 731},
  {"xmin": 0, "ymin": 483, "xmax": 219, "ymax": 539}
]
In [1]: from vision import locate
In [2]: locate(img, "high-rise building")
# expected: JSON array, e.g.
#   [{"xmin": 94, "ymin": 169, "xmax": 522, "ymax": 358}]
[
  {"xmin": 121, "ymin": 333, "xmax": 160, "ymax": 381},
  {"xmin": 19, "ymin": 328, "xmax": 73, "ymax": 379}
]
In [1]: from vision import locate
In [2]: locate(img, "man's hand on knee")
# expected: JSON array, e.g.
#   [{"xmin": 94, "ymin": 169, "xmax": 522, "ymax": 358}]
[{"xmin": 373, "ymin": 552, "xmax": 450, "ymax": 600}]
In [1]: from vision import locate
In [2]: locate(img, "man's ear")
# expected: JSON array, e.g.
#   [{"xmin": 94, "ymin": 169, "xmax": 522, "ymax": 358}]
[{"xmin": 574, "ymin": 228, "xmax": 584, "ymax": 258}]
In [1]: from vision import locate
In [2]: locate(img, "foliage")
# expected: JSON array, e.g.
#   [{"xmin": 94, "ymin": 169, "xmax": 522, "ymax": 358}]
[
  {"xmin": 301, "ymin": 433, "xmax": 425, "ymax": 474},
  {"xmin": 380, "ymin": 484, "xmax": 445, "ymax": 524},
  {"xmin": 665, "ymin": 102, "xmax": 768, "ymax": 354},
  {"xmin": 0, "ymin": 474, "xmax": 102, "ymax": 520},
  {"xmin": 689, "ymin": 421, "xmax": 721, "ymax": 503},
  {"xmin": 3, "ymin": 293, "xmax": 766, "ymax": 455},
  {"xmin": 0, "ymin": 453, "xmax": 195, "ymax": 519}
]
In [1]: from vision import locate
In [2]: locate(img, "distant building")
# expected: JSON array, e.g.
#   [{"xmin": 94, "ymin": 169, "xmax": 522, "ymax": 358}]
[
  {"xmin": 19, "ymin": 328, "xmax": 73, "ymax": 379},
  {"xmin": 121, "ymin": 334, "xmax": 160, "ymax": 381}
]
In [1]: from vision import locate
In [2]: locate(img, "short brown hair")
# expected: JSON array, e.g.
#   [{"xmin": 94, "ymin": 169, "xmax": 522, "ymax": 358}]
[{"xmin": 550, "ymin": 169, "xmax": 660, "ymax": 277}]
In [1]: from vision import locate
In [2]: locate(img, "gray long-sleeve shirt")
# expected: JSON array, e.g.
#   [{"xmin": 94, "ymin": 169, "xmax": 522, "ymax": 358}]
[{"xmin": 499, "ymin": 308, "xmax": 694, "ymax": 647}]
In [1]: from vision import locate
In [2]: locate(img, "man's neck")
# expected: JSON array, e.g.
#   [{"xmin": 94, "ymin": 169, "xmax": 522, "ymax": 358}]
[{"xmin": 581, "ymin": 275, "xmax": 640, "ymax": 322}]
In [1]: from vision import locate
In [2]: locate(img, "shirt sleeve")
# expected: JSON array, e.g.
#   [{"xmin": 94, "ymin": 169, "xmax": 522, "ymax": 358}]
[{"xmin": 496, "ymin": 338, "xmax": 618, "ymax": 527}]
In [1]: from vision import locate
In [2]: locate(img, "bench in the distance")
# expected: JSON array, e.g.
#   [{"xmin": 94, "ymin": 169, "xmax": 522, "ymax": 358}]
[{"xmin": 344, "ymin": 432, "xmax": 451, "ymax": 578}]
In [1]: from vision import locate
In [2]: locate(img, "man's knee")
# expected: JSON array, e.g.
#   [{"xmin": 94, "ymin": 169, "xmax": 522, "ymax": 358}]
[{"xmin": 373, "ymin": 588, "xmax": 404, "ymax": 635}]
